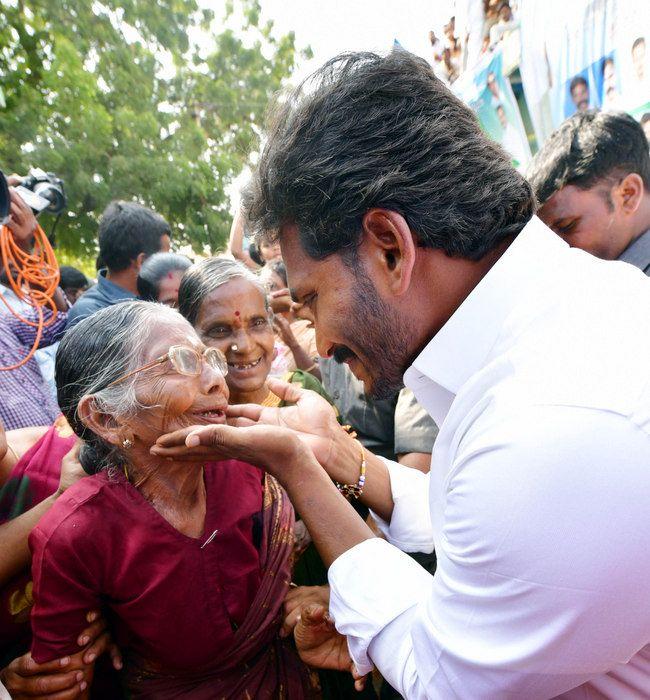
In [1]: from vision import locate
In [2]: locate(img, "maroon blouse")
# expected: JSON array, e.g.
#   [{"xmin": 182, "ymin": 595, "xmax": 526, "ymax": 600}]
[{"xmin": 29, "ymin": 460, "xmax": 264, "ymax": 675}]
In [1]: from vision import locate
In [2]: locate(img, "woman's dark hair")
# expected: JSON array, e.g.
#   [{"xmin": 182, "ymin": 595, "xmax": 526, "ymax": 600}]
[
  {"xmin": 56, "ymin": 300, "xmax": 180, "ymax": 473},
  {"xmin": 269, "ymin": 260, "xmax": 288, "ymax": 287},
  {"xmin": 247, "ymin": 240, "xmax": 264, "ymax": 267},
  {"xmin": 98, "ymin": 201, "xmax": 171, "ymax": 273},
  {"xmin": 178, "ymin": 257, "xmax": 269, "ymax": 327},
  {"xmin": 246, "ymin": 49, "xmax": 535, "ymax": 262},
  {"xmin": 527, "ymin": 110, "xmax": 650, "ymax": 206},
  {"xmin": 58, "ymin": 265, "xmax": 88, "ymax": 290},
  {"xmin": 137, "ymin": 252, "xmax": 192, "ymax": 301}
]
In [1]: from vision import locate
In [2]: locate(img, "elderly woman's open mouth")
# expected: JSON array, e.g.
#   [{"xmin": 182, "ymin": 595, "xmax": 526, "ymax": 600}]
[{"xmin": 191, "ymin": 401, "xmax": 228, "ymax": 424}]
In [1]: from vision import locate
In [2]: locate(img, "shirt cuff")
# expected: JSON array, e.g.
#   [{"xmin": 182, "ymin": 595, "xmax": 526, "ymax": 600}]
[
  {"xmin": 328, "ymin": 537, "xmax": 434, "ymax": 675},
  {"xmin": 370, "ymin": 457, "xmax": 434, "ymax": 553}
]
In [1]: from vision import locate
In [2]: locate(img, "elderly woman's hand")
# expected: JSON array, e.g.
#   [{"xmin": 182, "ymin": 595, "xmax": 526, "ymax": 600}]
[
  {"xmin": 292, "ymin": 604, "xmax": 368, "ymax": 691},
  {"xmin": 57, "ymin": 441, "xmax": 86, "ymax": 496}
]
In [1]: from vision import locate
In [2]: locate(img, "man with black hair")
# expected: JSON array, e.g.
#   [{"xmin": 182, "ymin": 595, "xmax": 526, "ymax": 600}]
[
  {"xmin": 58, "ymin": 265, "xmax": 89, "ymax": 306},
  {"xmin": 528, "ymin": 110, "xmax": 650, "ymax": 274},
  {"xmin": 66, "ymin": 201, "xmax": 170, "ymax": 328},
  {"xmin": 569, "ymin": 74, "xmax": 590, "ymax": 112},
  {"xmin": 168, "ymin": 50, "xmax": 650, "ymax": 698}
]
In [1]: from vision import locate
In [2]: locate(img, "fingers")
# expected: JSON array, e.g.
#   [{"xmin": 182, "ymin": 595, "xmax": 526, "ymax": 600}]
[
  {"xmin": 266, "ymin": 377, "xmax": 306, "ymax": 404},
  {"xmin": 153, "ymin": 426, "xmax": 196, "ymax": 448},
  {"xmin": 77, "ymin": 616, "xmax": 107, "ymax": 648},
  {"xmin": 109, "ymin": 643, "xmax": 123, "ymax": 671},
  {"xmin": 226, "ymin": 416, "xmax": 257, "ymax": 428},
  {"xmin": 300, "ymin": 603, "xmax": 329, "ymax": 628},
  {"xmin": 280, "ymin": 604, "xmax": 302, "ymax": 638},
  {"xmin": 270, "ymin": 288, "xmax": 290, "ymax": 298},
  {"xmin": 225, "ymin": 403, "xmax": 264, "ymax": 421},
  {"xmin": 81, "ymin": 630, "xmax": 111, "ymax": 664},
  {"xmin": 10, "ymin": 653, "xmax": 72, "ymax": 677}
]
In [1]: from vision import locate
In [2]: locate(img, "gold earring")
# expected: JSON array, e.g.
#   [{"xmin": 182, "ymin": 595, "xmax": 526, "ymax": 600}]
[{"xmin": 122, "ymin": 438, "xmax": 133, "ymax": 449}]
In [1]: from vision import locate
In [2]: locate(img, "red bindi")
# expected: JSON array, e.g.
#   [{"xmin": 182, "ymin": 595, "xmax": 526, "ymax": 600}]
[{"xmin": 234, "ymin": 311, "xmax": 240, "ymax": 317}]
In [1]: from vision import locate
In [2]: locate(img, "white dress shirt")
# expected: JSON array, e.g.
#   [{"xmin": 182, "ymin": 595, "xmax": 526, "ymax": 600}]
[{"xmin": 328, "ymin": 217, "xmax": 650, "ymax": 699}]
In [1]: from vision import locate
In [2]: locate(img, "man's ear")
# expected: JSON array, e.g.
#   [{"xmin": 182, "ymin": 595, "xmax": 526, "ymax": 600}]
[
  {"xmin": 77, "ymin": 395, "xmax": 129, "ymax": 447},
  {"xmin": 613, "ymin": 173, "xmax": 645, "ymax": 215},
  {"xmin": 360, "ymin": 209, "xmax": 416, "ymax": 296},
  {"xmin": 133, "ymin": 252, "xmax": 147, "ymax": 273}
]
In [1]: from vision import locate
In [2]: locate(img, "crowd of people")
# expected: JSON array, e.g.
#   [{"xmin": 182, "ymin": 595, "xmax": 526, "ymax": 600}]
[{"xmin": 0, "ymin": 45, "xmax": 649, "ymax": 700}]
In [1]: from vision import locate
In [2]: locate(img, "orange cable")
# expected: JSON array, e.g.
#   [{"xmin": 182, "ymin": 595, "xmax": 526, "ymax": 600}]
[{"xmin": 0, "ymin": 223, "xmax": 60, "ymax": 370}]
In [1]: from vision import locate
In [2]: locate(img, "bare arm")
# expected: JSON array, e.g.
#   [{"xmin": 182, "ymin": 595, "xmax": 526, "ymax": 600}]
[
  {"xmin": 228, "ymin": 209, "xmax": 259, "ymax": 271},
  {"xmin": 397, "ymin": 452, "xmax": 431, "ymax": 473},
  {"xmin": 0, "ymin": 442, "xmax": 84, "ymax": 587}
]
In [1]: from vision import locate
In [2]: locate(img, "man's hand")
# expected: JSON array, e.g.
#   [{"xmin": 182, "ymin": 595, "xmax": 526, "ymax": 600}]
[
  {"xmin": 273, "ymin": 314, "xmax": 299, "ymax": 349},
  {"xmin": 0, "ymin": 610, "xmax": 122, "ymax": 699},
  {"xmin": 282, "ymin": 585, "xmax": 330, "ymax": 638},
  {"xmin": 269, "ymin": 288, "xmax": 293, "ymax": 314},
  {"xmin": 293, "ymin": 603, "xmax": 367, "ymax": 691},
  {"xmin": 57, "ymin": 441, "xmax": 85, "ymax": 495},
  {"xmin": 151, "ymin": 420, "xmax": 317, "ymax": 485},
  {"xmin": 6, "ymin": 188, "xmax": 37, "ymax": 247}
]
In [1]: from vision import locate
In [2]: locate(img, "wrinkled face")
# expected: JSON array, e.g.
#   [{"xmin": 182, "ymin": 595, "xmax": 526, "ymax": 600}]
[
  {"xmin": 119, "ymin": 315, "xmax": 229, "ymax": 447},
  {"xmin": 259, "ymin": 239, "xmax": 282, "ymax": 263},
  {"xmin": 281, "ymin": 229, "xmax": 407, "ymax": 399},
  {"xmin": 537, "ymin": 183, "xmax": 625, "ymax": 259},
  {"xmin": 571, "ymin": 82, "xmax": 589, "ymax": 111},
  {"xmin": 632, "ymin": 42, "xmax": 645, "ymax": 81},
  {"xmin": 157, "ymin": 269, "xmax": 185, "ymax": 307},
  {"xmin": 194, "ymin": 278, "xmax": 275, "ymax": 399}
]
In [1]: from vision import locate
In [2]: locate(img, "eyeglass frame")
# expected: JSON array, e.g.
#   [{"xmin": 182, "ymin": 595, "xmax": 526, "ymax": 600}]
[{"xmin": 106, "ymin": 344, "xmax": 228, "ymax": 389}]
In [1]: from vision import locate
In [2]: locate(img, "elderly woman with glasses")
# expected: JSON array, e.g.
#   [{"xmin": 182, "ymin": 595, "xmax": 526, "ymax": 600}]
[{"xmin": 26, "ymin": 301, "xmax": 314, "ymax": 699}]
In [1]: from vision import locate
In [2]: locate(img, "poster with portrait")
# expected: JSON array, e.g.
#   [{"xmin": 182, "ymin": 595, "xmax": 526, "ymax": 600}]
[
  {"xmin": 454, "ymin": 50, "xmax": 531, "ymax": 170},
  {"xmin": 545, "ymin": 0, "xmax": 649, "ymax": 125}
]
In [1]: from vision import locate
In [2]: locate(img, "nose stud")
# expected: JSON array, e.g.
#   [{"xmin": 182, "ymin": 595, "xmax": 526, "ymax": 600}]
[{"xmin": 231, "ymin": 344, "xmax": 238, "ymax": 352}]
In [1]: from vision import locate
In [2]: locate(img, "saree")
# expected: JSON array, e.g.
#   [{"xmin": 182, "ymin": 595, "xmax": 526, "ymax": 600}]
[
  {"xmin": 124, "ymin": 474, "xmax": 318, "ymax": 699},
  {"xmin": 0, "ymin": 416, "xmax": 76, "ymax": 667}
]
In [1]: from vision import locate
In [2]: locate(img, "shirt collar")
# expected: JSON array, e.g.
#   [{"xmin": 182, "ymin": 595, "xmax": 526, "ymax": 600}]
[
  {"xmin": 97, "ymin": 269, "xmax": 136, "ymax": 301},
  {"xmin": 617, "ymin": 228, "xmax": 650, "ymax": 273},
  {"xmin": 404, "ymin": 217, "xmax": 567, "ymax": 401}
]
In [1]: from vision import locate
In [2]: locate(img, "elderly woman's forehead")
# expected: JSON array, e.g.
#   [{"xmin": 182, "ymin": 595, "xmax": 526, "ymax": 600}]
[{"xmin": 143, "ymin": 315, "xmax": 200, "ymax": 358}]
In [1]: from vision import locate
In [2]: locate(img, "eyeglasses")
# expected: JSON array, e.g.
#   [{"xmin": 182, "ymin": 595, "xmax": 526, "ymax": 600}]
[{"xmin": 107, "ymin": 345, "xmax": 228, "ymax": 388}]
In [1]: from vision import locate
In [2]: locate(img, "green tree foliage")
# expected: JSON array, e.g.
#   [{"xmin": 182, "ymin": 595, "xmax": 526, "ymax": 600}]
[{"xmin": 0, "ymin": 0, "xmax": 307, "ymax": 260}]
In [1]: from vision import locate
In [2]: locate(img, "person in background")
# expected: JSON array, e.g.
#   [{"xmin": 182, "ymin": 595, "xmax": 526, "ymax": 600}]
[
  {"xmin": 66, "ymin": 201, "xmax": 171, "ymax": 328},
  {"xmin": 600, "ymin": 57, "xmax": 622, "ymax": 111},
  {"xmin": 0, "ymin": 189, "xmax": 69, "ymax": 430},
  {"xmin": 228, "ymin": 207, "xmax": 282, "ymax": 270},
  {"xmin": 528, "ymin": 110, "xmax": 650, "ymax": 274},
  {"xmin": 632, "ymin": 37, "xmax": 647, "ymax": 87},
  {"xmin": 569, "ymin": 75, "xmax": 590, "ymax": 112},
  {"xmin": 488, "ymin": 1, "xmax": 519, "ymax": 48},
  {"xmin": 58, "ymin": 266, "xmax": 89, "ymax": 307},
  {"xmin": 260, "ymin": 260, "xmax": 320, "ymax": 379},
  {"xmin": 137, "ymin": 252, "xmax": 192, "ymax": 307}
]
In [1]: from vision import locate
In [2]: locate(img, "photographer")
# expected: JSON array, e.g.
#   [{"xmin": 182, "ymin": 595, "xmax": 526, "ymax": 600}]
[{"xmin": 0, "ymin": 182, "xmax": 68, "ymax": 430}]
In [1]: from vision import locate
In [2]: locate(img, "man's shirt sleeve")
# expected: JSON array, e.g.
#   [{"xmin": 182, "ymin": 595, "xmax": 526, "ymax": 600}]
[{"xmin": 329, "ymin": 406, "xmax": 650, "ymax": 698}]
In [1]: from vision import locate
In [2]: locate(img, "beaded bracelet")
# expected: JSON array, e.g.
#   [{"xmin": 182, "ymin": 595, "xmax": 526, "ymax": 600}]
[{"xmin": 335, "ymin": 436, "xmax": 367, "ymax": 500}]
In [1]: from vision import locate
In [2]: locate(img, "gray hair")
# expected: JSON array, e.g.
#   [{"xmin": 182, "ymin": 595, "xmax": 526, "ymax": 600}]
[
  {"xmin": 178, "ymin": 256, "xmax": 269, "ymax": 327},
  {"xmin": 56, "ymin": 300, "xmax": 185, "ymax": 473}
]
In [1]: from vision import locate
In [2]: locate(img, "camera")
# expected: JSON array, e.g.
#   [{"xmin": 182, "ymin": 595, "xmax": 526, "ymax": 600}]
[{"xmin": 15, "ymin": 168, "xmax": 66, "ymax": 215}]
